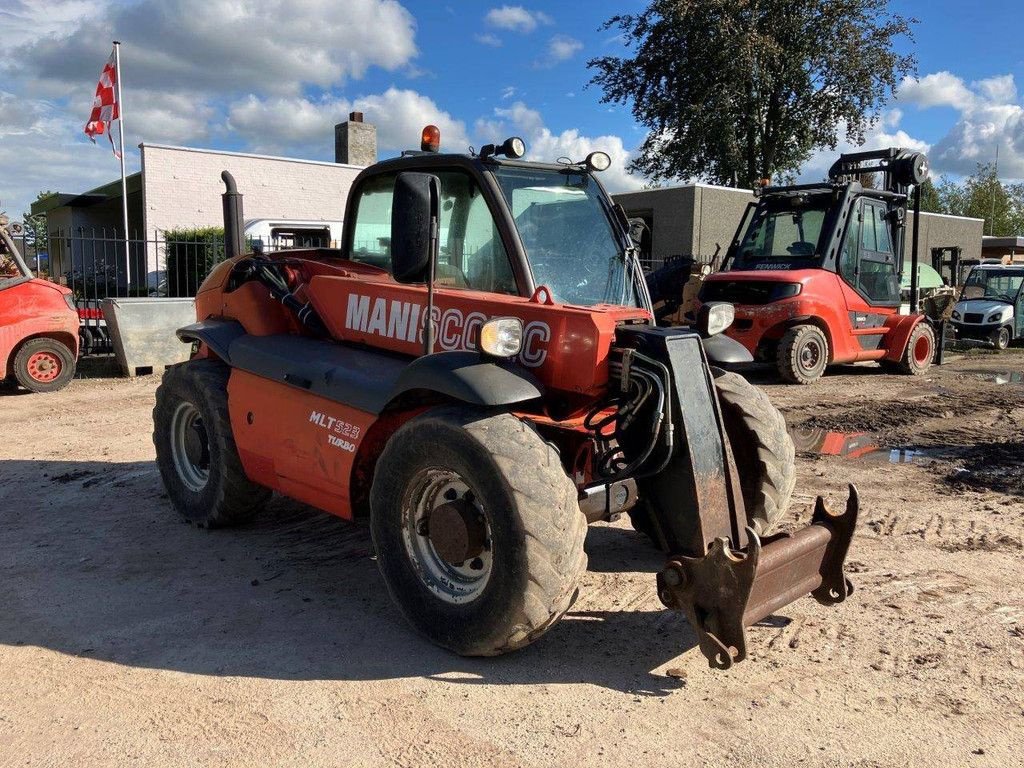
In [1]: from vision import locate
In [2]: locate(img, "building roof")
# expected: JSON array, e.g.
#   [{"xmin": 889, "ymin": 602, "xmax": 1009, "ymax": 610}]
[
  {"xmin": 31, "ymin": 172, "xmax": 143, "ymax": 215},
  {"xmin": 981, "ymin": 236, "xmax": 1024, "ymax": 248},
  {"xmin": 140, "ymin": 142, "xmax": 364, "ymax": 171}
]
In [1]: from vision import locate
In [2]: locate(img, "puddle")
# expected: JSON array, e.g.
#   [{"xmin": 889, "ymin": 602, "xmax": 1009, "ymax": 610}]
[
  {"xmin": 788, "ymin": 427, "xmax": 951, "ymax": 465},
  {"xmin": 969, "ymin": 371, "xmax": 1024, "ymax": 385}
]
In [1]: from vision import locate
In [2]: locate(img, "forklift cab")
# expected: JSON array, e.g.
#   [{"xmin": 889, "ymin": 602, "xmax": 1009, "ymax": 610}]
[{"xmin": 838, "ymin": 197, "xmax": 902, "ymax": 307}]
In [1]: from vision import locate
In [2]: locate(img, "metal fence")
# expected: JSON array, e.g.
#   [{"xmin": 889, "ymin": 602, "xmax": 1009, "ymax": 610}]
[{"xmin": 22, "ymin": 229, "xmax": 335, "ymax": 356}]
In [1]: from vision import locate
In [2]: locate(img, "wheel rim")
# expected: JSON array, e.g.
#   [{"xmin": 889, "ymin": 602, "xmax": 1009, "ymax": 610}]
[
  {"xmin": 26, "ymin": 350, "xmax": 62, "ymax": 383},
  {"xmin": 401, "ymin": 468, "xmax": 493, "ymax": 605},
  {"xmin": 170, "ymin": 401, "xmax": 210, "ymax": 492},
  {"xmin": 998, "ymin": 328, "xmax": 1010, "ymax": 348},
  {"xmin": 913, "ymin": 334, "xmax": 931, "ymax": 365},
  {"xmin": 798, "ymin": 338, "xmax": 822, "ymax": 371}
]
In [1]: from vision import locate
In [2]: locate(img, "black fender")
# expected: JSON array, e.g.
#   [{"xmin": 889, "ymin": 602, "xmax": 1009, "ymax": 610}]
[
  {"xmin": 700, "ymin": 333, "xmax": 754, "ymax": 365},
  {"xmin": 175, "ymin": 326, "xmax": 542, "ymax": 414},
  {"xmin": 387, "ymin": 350, "xmax": 544, "ymax": 408},
  {"xmin": 176, "ymin": 319, "xmax": 246, "ymax": 363}
]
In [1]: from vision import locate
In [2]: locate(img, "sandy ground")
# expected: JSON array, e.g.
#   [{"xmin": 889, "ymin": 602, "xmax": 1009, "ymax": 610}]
[{"xmin": 1, "ymin": 350, "xmax": 1022, "ymax": 767}]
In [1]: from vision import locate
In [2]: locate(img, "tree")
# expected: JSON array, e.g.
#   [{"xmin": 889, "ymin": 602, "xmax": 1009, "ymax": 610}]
[
  {"xmin": 21, "ymin": 190, "xmax": 54, "ymax": 249},
  {"xmin": 916, "ymin": 178, "xmax": 941, "ymax": 213},
  {"xmin": 962, "ymin": 163, "xmax": 1024, "ymax": 237},
  {"xmin": 588, "ymin": 0, "xmax": 917, "ymax": 187}
]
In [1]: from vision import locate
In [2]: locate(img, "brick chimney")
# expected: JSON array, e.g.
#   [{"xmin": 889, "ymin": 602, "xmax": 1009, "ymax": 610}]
[{"xmin": 335, "ymin": 111, "xmax": 377, "ymax": 167}]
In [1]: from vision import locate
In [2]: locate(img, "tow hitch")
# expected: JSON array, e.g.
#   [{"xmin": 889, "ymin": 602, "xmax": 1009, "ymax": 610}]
[{"xmin": 658, "ymin": 486, "xmax": 858, "ymax": 669}]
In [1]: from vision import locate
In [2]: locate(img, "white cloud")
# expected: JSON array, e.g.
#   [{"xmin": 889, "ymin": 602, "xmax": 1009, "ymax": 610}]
[
  {"xmin": 897, "ymin": 72, "xmax": 975, "ymax": 110},
  {"xmin": 474, "ymin": 33, "xmax": 502, "ymax": 47},
  {"xmin": 10, "ymin": 0, "xmax": 418, "ymax": 95},
  {"xmin": 227, "ymin": 88, "xmax": 470, "ymax": 158},
  {"xmin": 484, "ymin": 6, "xmax": 552, "ymax": 33},
  {"xmin": 898, "ymin": 72, "xmax": 1024, "ymax": 178},
  {"xmin": 535, "ymin": 35, "xmax": 582, "ymax": 68},
  {"xmin": 0, "ymin": 0, "xmax": 105, "ymax": 47},
  {"xmin": 797, "ymin": 111, "xmax": 931, "ymax": 184},
  {"xmin": 482, "ymin": 101, "xmax": 644, "ymax": 193}
]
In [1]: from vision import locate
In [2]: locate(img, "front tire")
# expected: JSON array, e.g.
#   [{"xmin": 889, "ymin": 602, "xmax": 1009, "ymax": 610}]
[
  {"xmin": 712, "ymin": 368, "xmax": 796, "ymax": 534},
  {"xmin": 777, "ymin": 324, "xmax": 829, "ymax": 384},
  {"xmin": 370, "ymin": 407, "xmax": 587, "ymax": 656},
  {"xmin": 153, "ymin": 360, "xmax": 269, "ymax": 527},
  {"xmin": 13, "ymin": 338, "xmax": 76, "ymax": 393},
  {"xmin": 630, "ymin": 369, "xmax": 796, "ymax": 542},
  {"xmin": 992, "ymin": 325, "xmax": 1011, "ymax": 350}
]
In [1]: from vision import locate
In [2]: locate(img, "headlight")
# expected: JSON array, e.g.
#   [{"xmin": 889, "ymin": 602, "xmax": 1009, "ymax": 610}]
[
  {"xmin": 988, "ymin": 312, "xmax": 1005, "ymax": 323},
  {"xmin": 951, "ymin": 310, "xmax": 961, "ymax": 321},
  {"xmin": 480, "ymin": 317, "xmax": 523, "ymax": 357},
  {"xmin": 697, "ymin": 302, "xmax": 735, "ymax": 336}
]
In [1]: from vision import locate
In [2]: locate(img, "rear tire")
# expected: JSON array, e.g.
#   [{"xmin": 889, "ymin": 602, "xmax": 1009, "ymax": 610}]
[
  {"xmin": 777, "ymin": 324, "xmax": 828, "ymax": 384},
  {"xmin": 894, "ymin": 322, "xmax": 935, "ymax": 375},
  {"xmin": 13, "ymin": 338, "xmax": 76, "ymax": 393},
  {"xmin": 153, "ymin": 360, "xmax": 269, "ymax": 527},
  {"xmin": 370, "ymin": 407, "xmax": 587, "ymax": 656}
]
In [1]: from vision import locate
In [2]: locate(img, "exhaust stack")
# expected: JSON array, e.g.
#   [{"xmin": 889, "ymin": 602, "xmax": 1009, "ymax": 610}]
[{"xmin": 221, "ymin": 171, "xmax": 244, "ymax": 259}]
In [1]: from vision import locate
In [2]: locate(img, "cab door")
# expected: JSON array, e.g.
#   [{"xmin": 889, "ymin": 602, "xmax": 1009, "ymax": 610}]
[{"xmin": 837, "ymin": 198, "xmax": 901, "ymax": 356}]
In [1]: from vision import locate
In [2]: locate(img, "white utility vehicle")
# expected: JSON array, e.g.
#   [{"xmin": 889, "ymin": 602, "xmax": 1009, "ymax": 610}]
[{"xmin": 950, "ymin": 264, "xmax": 1024, "ymax": 349}]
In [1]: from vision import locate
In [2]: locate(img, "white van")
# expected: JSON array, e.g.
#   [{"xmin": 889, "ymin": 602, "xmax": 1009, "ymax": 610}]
[{"xmin": 243, "ymin": 219, "xmax": 344, "ymax": 252}]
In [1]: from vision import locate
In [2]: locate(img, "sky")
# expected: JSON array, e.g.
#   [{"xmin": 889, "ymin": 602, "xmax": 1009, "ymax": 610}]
[{"xmin": 2, "ymin": 0, "xmax": 1023, "ymax": 223}]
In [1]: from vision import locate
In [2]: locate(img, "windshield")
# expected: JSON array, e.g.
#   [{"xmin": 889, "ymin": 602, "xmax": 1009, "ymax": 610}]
[
  {"xmin": 492, "ymin": 165, "xmax": 639, "ymax": 307},
  {"xmin": 960, "ymin": 268, "xmax": 1024, "ymax": 303},
  {"xmin": 729, "ymin": 196, "xmax": 831, "ymax": 270}
]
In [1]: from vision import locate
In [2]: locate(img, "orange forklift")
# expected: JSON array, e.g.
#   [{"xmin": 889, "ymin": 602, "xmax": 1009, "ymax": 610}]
[{"xmin": 697, "ymin": 148, "xmax": 935, "ymax": 383}]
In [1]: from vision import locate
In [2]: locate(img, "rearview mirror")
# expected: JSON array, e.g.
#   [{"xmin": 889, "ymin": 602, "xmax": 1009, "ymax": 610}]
[{"xmin": 391, "ymin": 172, "xmax": 440, "ymax": 284}]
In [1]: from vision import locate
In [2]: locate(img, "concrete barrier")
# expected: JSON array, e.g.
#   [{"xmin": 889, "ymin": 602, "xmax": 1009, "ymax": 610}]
[{"xmin": 101, "ymin": 297, "xmax": 195, "ymax": 377}]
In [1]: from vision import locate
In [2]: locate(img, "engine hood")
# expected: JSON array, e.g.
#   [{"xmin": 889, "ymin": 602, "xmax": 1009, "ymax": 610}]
[{"xmin": 954, "ymin": 298, "xmax": 1014, "ymax": 317}]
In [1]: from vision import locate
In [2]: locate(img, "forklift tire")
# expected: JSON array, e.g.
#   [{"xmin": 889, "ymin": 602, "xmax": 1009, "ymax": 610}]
[
  {"xmin": 370, "ymin": 407, "xmax": 587, "ymax": 656},
  {"xmin": 891, "ymin": 322, "xmax": 935, "ymax": 376},
  {"xmin": 712, "ymin": 368, "xmax": 796, "ymax": 535},
  {"xmin": 13, "ymin": 338, "xmax": 76, "ymax": 393},
  {"xmin": 777, "ymin": 325, "xmax": 829, "ymax": 384},
  {"xmin": 992, "ymin": 325, "xmax": 1011, "ymax": 350},
  {"xmin": 153, "ymin": 360, "xmax": 270, "ymax": 528}
]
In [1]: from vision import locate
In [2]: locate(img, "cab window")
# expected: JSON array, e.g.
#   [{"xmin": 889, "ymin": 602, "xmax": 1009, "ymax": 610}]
[
  {"xmin": 851, "ymin": 200, "xmax": 899, "ymax": 304},
  {"xmin": 348, "ymin": 171, "xmax": 516, "ymax": 294}
]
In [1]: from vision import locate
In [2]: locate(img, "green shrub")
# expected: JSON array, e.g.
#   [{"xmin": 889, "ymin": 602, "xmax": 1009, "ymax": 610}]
[{"xmin": 164, "ymin": 227, "xmax": 225, "ymax": 297}]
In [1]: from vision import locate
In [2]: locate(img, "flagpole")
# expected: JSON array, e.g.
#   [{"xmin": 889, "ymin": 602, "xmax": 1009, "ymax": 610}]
[{"xmin": 113, "ymin": 40, "xmax": 131, "ymax": 288}]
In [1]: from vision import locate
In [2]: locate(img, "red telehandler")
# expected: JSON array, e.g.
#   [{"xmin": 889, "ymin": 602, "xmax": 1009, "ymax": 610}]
[{"xmin": 153, "ymin": 128, "xmax": 858, "ymax": 669}]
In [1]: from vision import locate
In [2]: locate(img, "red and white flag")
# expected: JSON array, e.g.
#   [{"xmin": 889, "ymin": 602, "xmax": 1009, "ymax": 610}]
[{"xmin": 84, "ymin": 48, "xmax": 120, "ymax": 157}]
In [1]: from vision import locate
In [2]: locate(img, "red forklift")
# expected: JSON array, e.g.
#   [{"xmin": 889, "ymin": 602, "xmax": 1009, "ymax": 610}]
[
  {"xmin": 697, "ymin": 148, "xmax": 935, "ymax": 384},
  {"xmin": 1, "ymin": 215, "xmax": 79, "ymax": 392}
]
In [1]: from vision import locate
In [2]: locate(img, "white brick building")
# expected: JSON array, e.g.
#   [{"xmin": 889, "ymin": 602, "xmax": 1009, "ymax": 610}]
[
  {"xmin": 139, "ymin": 144, "xmax": 362, "ymax": 236},
  {"xmin": 33, "ymin": 114, "xmax": 375, "ymax": 290}
]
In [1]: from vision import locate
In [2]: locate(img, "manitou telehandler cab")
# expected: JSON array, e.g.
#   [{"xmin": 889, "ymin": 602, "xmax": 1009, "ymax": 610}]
[
  {"xmin": 696, "ymin": 148, "xmax": 936, "ymax": 384},
  {"xmin": 153, "ymin": 127, "xmax": 858, "ymax": 670}
]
